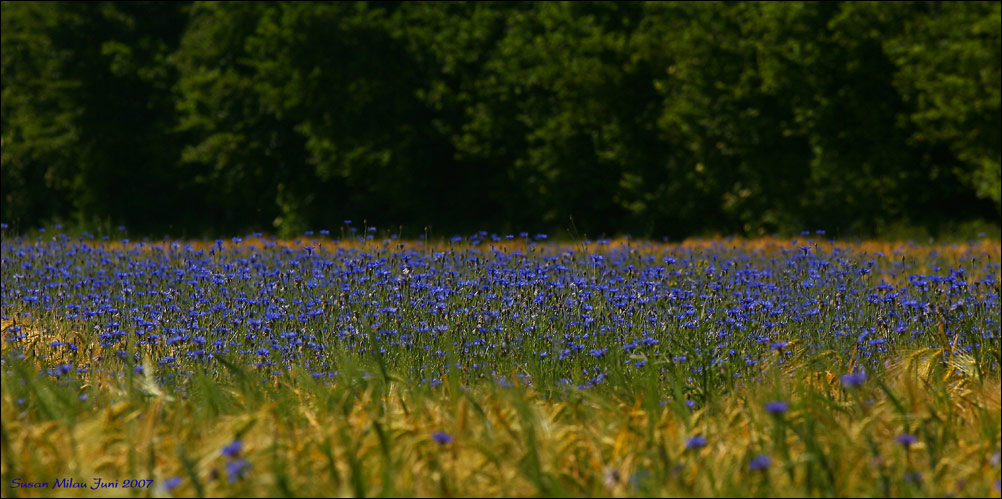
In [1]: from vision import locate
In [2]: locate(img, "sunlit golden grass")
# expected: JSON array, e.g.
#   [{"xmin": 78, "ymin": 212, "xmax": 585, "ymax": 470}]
[
  {"xmin": 3, "ymin": 347, "xmax": 999, "ymax": 498},
  {"xmin": 2, "ymin": 235, "xmax": 1000, "ymax": 497},
  {"xmin": 68, "ymin": 235, "xmax": 1001, "ymax": 264}
]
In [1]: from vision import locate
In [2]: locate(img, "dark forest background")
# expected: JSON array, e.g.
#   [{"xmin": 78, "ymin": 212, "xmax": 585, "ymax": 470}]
[{"xmin": 2, "ymin": 1, "xmax": 999, "ymax": 239}]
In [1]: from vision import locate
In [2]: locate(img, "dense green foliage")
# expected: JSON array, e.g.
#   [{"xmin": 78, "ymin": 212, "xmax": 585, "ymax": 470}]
[{"xmin": 2, "ymin": 1, "xmax": 999, "ymax": 238}]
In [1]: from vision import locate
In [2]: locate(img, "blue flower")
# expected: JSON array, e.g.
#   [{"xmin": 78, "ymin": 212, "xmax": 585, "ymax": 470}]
[
  {"xmin": 432, "ymin": 432, "xmax": 453, "ymax": 444},
  {"xmin": 222, "ymin": 440, "xmax": 243, "ymax": 458},
  {"xmin": 895, "ymin": 433, "xmax": 918, "ymax": 447},
  {"xmin": 748, "ymin": 454, "xmax": 772, "ymax": 471},
  {"xmin": 764, "ymin": 401, "xmax": 788, "ymax": 415},
  {"xmin": 164, "ymin": 477, "xmax": 182, "ymax": 491},
  {"xmin": 686, "ymin": 435, "xmax": 707, "ymax": 451},
  {"xmin": 840, "ymin": 371, "xmax": 867, "ymax": 388},
  {"xmin": 226, "ymin": 458, "xmax": 250, "ymax": 482}
]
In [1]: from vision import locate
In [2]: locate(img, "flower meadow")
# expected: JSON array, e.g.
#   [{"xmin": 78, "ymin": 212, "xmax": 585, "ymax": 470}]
[{"xmin": 1, "ymin": 228, "xmax": 1000, "ymax": 497}]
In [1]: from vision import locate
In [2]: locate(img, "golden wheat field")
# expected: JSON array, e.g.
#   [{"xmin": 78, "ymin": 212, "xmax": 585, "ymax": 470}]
[{"xmin": 2, "ymin": 235, "xmax": 1000, "ymax": 497}]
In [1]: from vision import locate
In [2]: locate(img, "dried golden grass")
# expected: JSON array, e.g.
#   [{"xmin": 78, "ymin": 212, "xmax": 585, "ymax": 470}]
[{"xmin": 2, "ymin": 352, "xmax": 999, "ymax": 497}]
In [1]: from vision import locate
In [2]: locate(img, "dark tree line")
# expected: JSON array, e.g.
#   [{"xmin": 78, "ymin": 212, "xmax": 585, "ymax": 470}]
[{"xmin": 2, "ymin": 2, "xmax": 999, "ymax": 238}]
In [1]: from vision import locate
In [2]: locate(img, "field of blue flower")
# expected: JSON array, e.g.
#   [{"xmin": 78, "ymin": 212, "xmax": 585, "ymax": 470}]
[{"xmin": 2, "ymin": 228, "xmax": 1000, "ymax": 497}]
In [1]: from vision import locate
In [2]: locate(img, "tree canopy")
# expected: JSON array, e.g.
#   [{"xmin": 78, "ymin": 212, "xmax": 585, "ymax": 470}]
[{"xmin": 3, "ymin": 1, "xmax": 999, "ymax": 238}]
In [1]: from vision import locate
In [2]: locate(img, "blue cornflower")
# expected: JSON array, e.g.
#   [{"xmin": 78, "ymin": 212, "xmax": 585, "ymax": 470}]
[
  {"xmin": 840, "ymin": 371, "xmax": 867, "ymax": 388},
  {"xmin": 685, "ymin": 435, "xmax": 707, "ymax": 451},
  {"xmin": 164, "ymin": 477, "xmax": 182, "ymax": 491},
  {"xmin": 226, "ymin": 458, "xmax": 250, "ymax": 482},
  {"xmin": 764, "ymin": 401, "xmax": 788, "ymax": 415},
  {"xmin": 222, "ymin": 440, "xmax": 243, "ymax": 458},
  {"xmin": 432, "ymin": 432, "xmax": 453, "ymax": 444},
  {"xmin": 895, "ymin": 433, "xmax": 918, "ymax": 447},
  {"xmin": 748, "ymin": 454, "xmax": 772, "ymax": 471}
]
